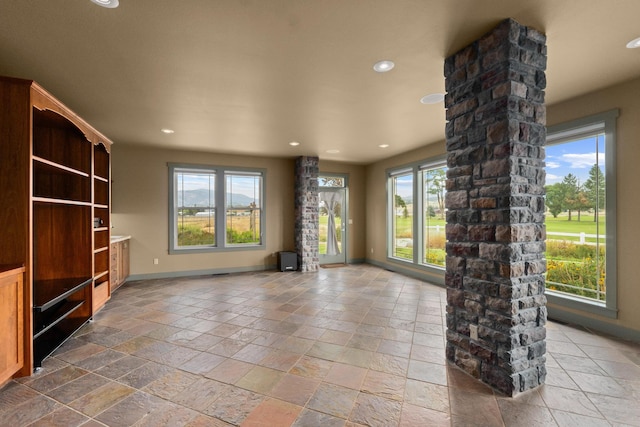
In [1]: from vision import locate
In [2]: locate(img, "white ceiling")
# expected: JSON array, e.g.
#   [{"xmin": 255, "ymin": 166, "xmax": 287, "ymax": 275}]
[{"xmin": 1, "ymin": 0, "xmax": 639, "ymax": 164}]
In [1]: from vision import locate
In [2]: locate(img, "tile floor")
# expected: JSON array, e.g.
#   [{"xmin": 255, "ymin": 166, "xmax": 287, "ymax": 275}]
[{"xmin": 1, "ymin": 264, "xmax": 639, "ymax": 426}]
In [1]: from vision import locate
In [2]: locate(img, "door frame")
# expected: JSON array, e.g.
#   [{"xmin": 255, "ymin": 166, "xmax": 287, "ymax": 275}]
[{"xmin": 318, "ymin": 174, "xmax": 348, "ymax": 265}]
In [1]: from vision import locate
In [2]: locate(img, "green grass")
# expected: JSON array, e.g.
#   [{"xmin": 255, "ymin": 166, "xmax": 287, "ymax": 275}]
[{"xmin": 545, "ymin": 213, "xmax": 605, "ymax": 231}]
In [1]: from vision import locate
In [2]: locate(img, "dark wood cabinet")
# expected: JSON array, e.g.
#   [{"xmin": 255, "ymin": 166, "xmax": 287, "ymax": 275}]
[{"xmin": 0, "ymin": 76, "xmax": 113, "ymax": 373}]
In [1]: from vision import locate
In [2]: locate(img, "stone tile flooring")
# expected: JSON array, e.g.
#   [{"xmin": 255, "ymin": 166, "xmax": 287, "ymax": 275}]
[{"xmin": 1, "ymin": 264, "xmax": 639, "ymax": 426}]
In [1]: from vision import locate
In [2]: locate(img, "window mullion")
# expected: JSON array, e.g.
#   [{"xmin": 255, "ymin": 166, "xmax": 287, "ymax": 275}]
[
  {"xmin": 415, "ymin": 168, "xmax": 424, "ymax": 265},
  {"xmin": 217, "ymin": 169, "xmax": 225, "ymax": 248}
]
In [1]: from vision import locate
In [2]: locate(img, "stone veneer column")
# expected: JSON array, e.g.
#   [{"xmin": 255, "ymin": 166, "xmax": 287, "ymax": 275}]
[
  {"xmin": 294, "ymin": 156, "xmax": 319, "ymax": 272},
  {"xmin": 444, "ymin": 19, "xmax": 547, "ymax": 396}
]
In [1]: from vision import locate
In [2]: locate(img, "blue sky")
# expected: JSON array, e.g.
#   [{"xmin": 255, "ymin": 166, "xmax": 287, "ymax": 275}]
[
  {"xmin": 393, "ymin": 134, "xmax": 605, "ymax": 202},
  {"xmin": 177, "ymin": 172, "xmax": 261, "ymax": 205},
  {"xmin": 546, "ymin": 135, "xmax": 605, "ymax": 185}
]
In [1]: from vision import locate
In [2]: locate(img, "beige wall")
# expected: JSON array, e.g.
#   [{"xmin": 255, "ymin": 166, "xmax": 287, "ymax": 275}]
[
  {"xmin": 111, "ymin": 147, "xmax": 367, "ymax": 277},
  {"xmin": 111, "ymin": 145, "xmax": 296, "ymax": 277},
  {"xmin": 364, "ymin": 77, "xmax": 640, "ymax": 337}
]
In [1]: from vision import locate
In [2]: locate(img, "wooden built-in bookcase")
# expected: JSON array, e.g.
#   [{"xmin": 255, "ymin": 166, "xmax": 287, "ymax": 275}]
[{"xmin": 0, "ymin": 76, "xmax": 113, "ymax": 374}]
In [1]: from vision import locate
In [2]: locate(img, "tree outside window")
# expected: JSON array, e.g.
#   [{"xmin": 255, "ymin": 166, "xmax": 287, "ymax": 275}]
[{"xmin": 545, "ymin": 112, "xmax": 615, "ymax": 310}]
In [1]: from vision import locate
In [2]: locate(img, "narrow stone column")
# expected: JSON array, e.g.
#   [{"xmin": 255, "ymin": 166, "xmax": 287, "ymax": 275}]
[
  {"xmin": 294, "ymin": 156, "xmax": 319, "ymax": 272},
  {"xmin": 444, "ymin": 19, "xmax": 547, "ymax": 396}
]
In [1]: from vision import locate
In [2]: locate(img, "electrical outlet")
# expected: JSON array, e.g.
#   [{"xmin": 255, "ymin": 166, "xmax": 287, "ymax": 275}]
[
  {"xmin": 370, "ymin": 248, "xmax": 374, "ymax": 254},
  {"xmin": 469, "ymin": 324, "xmax": 479, "ymax": 341},
  {"xmin": 153, "ymin": 258, "xmax": 159, "ymax": 265}
]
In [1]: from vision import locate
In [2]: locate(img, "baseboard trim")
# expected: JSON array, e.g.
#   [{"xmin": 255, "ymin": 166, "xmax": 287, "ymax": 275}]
[
  {"xmin": 128, "ymin": 264, "xmax": 276, "ymax": 281},
  {"xmin": 547, "ymin": 305, "xmax": 640, "ymax": 343},
  {"xmin": 366, "ymin": 258, "xmax": 445, "ymax": 287}
]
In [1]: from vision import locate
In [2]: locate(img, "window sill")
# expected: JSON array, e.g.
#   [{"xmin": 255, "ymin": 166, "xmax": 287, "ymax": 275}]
[
  {"xmin": 169, "ymin": 244, "xmax": 265, "ymax": 255},
  {"xmin": 546, "ymin": 291, "xmax": 618, "ymax": 319}
]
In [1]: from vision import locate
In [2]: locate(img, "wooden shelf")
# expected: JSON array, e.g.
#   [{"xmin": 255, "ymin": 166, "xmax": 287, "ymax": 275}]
[
  {"xmin": 94, "ymin": 175, "xmax": 109, "ymax": 183},
  {"xmin": 33, "ymin": 277, "xmax": 92, "ymax": 311},
  {"xmin": 33, "ymin": 161, "xmax": 91, "ymax": 202},
  {"xmin": 94, "ymin": 270, "xmax": 109, "ymax": 281},
  {"xmin": 32, "ymin": 108, "xmax": 92, "ymax": 175},
  {"xmin": 32, "ymin": 197, "xmax": 92, "ymax": 207},
  {"xmin": 33, "ymin": 156, "xmax": 89, "ymax": 177}
]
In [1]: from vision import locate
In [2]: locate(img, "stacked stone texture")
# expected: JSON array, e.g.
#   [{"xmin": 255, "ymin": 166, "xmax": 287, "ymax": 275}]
[
  {"xmin": 294, "ymin": 156, "xmax": 319, "ymax": 272},
  {"xmin": 444, "ymin": 19, "xmax": 547, "ymax": 396}
]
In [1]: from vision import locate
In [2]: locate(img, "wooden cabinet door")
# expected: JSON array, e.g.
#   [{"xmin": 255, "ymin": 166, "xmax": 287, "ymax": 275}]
[
  {"xmin": 121, "ymin": 240, "xmax": 130, "ymax": 281},
  {"xmin": 110, "ymin": 242, "xmax": 119, "ymax": 288},
  {"xmin": 0, "ymin": 267, "xmax": 24, "ymax": 384}
]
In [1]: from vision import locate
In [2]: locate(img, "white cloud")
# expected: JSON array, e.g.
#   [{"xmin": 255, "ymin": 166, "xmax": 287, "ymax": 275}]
[
  {"xmin": 546, "ymin": 173, "xmax": 561, "ymax": 184},
  {"xmin": 546, "ymin": 161, "xmax": 561, "ymax": 169},
  {"xmin": 562, "ymin": 152, "xmax": 604, "ymax": 169}
]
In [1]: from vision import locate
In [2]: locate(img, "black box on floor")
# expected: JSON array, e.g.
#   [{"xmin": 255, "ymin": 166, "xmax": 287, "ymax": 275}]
[{"xmin": 278, "ymin": 251, "xmax": 297, "ymax": 272}]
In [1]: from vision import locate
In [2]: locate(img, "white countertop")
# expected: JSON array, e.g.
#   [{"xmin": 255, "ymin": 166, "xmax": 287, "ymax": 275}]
[{"xmin": 111, "ymin": 235, "xmax": 131, "ymax": 243}]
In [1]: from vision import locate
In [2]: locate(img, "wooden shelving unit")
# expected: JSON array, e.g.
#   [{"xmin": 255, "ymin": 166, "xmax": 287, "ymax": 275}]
[{"xmin": 0, "ymin": 76, "xmax": 113, "ymax": 373}]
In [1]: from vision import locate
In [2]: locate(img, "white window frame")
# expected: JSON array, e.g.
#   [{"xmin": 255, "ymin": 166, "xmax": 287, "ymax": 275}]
[
  {"xmin": 545, "ymin": 109, "xmax": 618, "ymax": 318},
  {"xmin": 169, "ymin": 163, "xmax": 266, "ymax": 254},
  {"xmin": 387, "ymin": 156, "xmax": 447, "ymax": 274}
]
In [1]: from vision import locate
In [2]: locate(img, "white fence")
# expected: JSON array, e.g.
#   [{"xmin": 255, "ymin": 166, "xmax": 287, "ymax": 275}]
[
  {"xmin": 421, "ymin": 227, "xmax": 603, "ymax": 245},
  {"xmin": 547, "ymin": 231, "xmax": 604, "ymax": 244}
]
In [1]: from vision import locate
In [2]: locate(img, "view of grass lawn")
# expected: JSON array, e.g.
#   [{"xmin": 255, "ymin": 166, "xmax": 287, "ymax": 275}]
[
  {"xmin": 177, "ymin": 212, "xmax": 261, "ymax": 246},
  {"xmin": 546, "ymin": 213, "xmax": 605, "ymax": 244},
  {"xmin": 389, "ymin": 212, "xmax": 605, "ymax": 300},
  {"xmin": 546, "ymin": 213, "xmax": 606, "ymax": 301},
  {"xmin": 319, "ymin": 214, "xmax": 342, "ymax": 255}
]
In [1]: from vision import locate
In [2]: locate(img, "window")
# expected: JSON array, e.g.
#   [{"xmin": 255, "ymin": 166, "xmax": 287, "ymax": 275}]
[
  {"xmin": 169, "ymin": 164, "xmax": 265, "ymax": 253},
  {"xmin": 390, "ymin": 170, "xmax": 414, "ymax": 260},
  {"xmin": 545, "ymin": 110, "xmax": 618, "ymax": 317},
  {"xmin": 421, "ymin": 164, "xmax": 447, "ymax": 267},
  {"xmin": 388, "ymin": 158, "xmax": 447, "ymax": 269},
  {"xmin": 226, "ymin": 172, "xmax": 262, "ymax": 245}
]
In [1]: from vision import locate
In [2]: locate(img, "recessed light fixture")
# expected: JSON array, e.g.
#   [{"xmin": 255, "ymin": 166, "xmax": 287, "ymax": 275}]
[
  {"xmin": 626, "ymin": 37, "xmax": 640, "ymax": 49},
  {"xmin": 373, "ymin": 60, "xmax": 395, "ymax": 73},
  {"xmin": 161, "ymin": 128, "xmax": 175, "ymax": 134},
  {"xmin": 289, "ymin": 141, "xmax": 300, "ymax": 146},
  {"xmin": 378, "ymin": 144, "xmax": 390, "ymax": 148},
  {"xmin": 90, "ymin": 0, "xmax": 119, "ymax": 8},
  {"xmin": 326, "ymin": 149, "xmax": 340, "ymax": 154},
  {"xmin": 420, "ymin": 93, "xmax": 445, "ymax": 104}
]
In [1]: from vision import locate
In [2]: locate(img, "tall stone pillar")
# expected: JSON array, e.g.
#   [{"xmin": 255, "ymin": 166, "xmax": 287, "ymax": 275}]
[
  {"xmin": 444, "ymin": 19, "xmax": 547, "ymax": 396},
  {"xmin": 294, "ymin": 156, "xmax": 319, "ymax": 272}
]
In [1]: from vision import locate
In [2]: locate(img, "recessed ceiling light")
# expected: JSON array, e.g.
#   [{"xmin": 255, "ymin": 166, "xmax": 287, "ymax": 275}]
[
  {"xmin": 626, "ymin": 37, "xmax": 640, "ymax": 48},
  {"xmin": 289, "ymin": 141, "xmax": 300, "ymax": 146},
  {"xmin": 326, "ymin": 149, "xmax": 340, "ymax": 154},
  {"xmin": 373, "ymin": 60, "xmax": 395, "ymax": 73},
  {"xmin": 90, "ymin": 0, "xmax": 119, "ymax": 8},
  {"xmin": 378, "ymin": 144, "xmax": 390, "ymax": 148},
  {"xmin": 420, "ymin": 93, "xmax": 445, "ymax": 104},
  {"xmin": 161, "ymin": 128, "xmax": 175, "ymax": 134}
]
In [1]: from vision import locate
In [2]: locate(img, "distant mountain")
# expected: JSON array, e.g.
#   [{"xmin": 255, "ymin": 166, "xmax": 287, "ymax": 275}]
[{"xmin": 177, "ymin": 189, "xmax": 257, "ymax": 207}]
